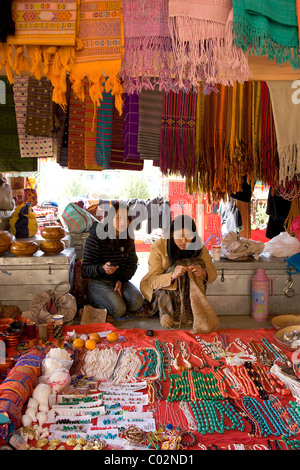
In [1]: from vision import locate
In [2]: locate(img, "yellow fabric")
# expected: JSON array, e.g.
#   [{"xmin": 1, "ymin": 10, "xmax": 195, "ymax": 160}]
[
  {"xmin": 140, "ymin": 238, "xmax": 217, "ymax": 302},
  {"xmin": 69, "ymin": 0, "xmax": 124, "ymax": 115}
]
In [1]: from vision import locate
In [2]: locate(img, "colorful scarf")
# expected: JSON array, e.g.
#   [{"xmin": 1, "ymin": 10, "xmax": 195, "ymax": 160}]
[
  {"xmin": 25, "ymin": 76, "xmax": 55, "ymax": 137},
  {"xmin": 67, "ymin": 87, "xmax": 86, "ymax": 170},
  {"xmin": 120, "ymin": 0, "xmax": 177, "ymax": 94},
  {"xmin": 95, "ymin": 92, "xmax": 114, "ymax": 170},
  {"xmin": 13, "ymin": 76, "xmax": 57, "ymax": 158},
  {"xmin": 266, "ymin": 80, "xmax": 300, "ymax": 184},
  {"xmin": 138, "ymin": 89, "xmax": 164, "ymax": 160},
  {"xmin": 1, "ymin": 0, "xmax": 80, "ymax": 109},
  {"xmin": 168, "ymin": 0, "xmax": 250, "ymax": 90},
  {"xmin": 160, "ymin": 90, "xmax": 197, "ymax": 178},
  {"xmin": 0, "ymin": 76, "xmax": 37, "ymax": 172},
  {"xmin": 232, "ymin": 0, "xmax": 300, "ymax": 70},
  {"xmin": 110, "ymin": 103, "xmax": 144, "ymax": 171},
  {"xmin": 123, "ymin": 93, "xmax": 141, "ymax": 161},
  {"xmin": 84, "ymin": 80, "xmax": 98, "ymax": 170},
  {"xmin": 69, "ymin": 0, "xmax": 124, "ymax": 115},
  {"xmin": 260, "ymin": 81, "xmax": 279, "ymax": 188}
]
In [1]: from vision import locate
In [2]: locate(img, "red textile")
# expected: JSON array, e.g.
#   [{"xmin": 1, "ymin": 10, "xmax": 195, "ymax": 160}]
[{"xmin": 63, "ymin": 323, "xmax": 295, "ymax": 450}]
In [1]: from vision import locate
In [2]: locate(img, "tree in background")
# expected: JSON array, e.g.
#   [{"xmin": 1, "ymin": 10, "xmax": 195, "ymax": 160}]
[{"xmin": 119, "ymin": 172, "xmax": 150, "ymax": 200}]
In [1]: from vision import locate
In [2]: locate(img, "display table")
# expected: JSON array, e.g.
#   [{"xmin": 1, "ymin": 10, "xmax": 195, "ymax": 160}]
[
  {"xmin": 0, "ymin": 248, "xmax": 76, "ymax": 311},
  {"xmin": 206, "ymin": 254, "xmax": 300, "ymax": 316}
]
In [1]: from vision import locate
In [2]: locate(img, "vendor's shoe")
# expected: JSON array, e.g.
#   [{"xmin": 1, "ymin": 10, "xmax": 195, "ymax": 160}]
[{"xmin": 160, "ymin": 314, "xmax": 174, "ymax": 329}]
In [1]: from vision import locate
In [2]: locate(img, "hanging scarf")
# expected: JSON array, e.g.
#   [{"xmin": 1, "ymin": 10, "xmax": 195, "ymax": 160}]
[
  {"xmin": 95, "ymin": 92, "xmax": 114, "ymax": 170},
  {"xmin": 67, "ymin": 87, "xmax": 86, "ymax": 170},
  {"xmin": 83, "ymin": 79, "xmax": 98, "ymax": 170},
  {"xmin": 138, "ymin": 89, "xmax": 164, "ymax": 160},
  {"xmin": 13, "ymin": 76, "xmax": 57, "ymax": 159},
  {"xmin": 160, "ymin": 89, "xmax": 197, "ymax": 178},
  {"xmin": 0, "ymin": 76, "xmax": 37, "ymax": 172},
  {"xmin": 120, "ymin": 0, "xmax": 177, "ymax": 94},
  {"xmin": 109, "ymin": 101, "xmax": 143, "ymax": 171},
  {"xmin": 123, "ymin": 93, "xmax": 141, "ymax": 161},
  {"xmin": 168, "ymin": 0, "xmax": 250, "ymax": 91},
  {"xmin": 266, "ymin": 80, "xmax": 300, "ymax": 184},
  {"xmin": 232, "ymin": 0, "xmax": 300, "ymax": 70},
  {"xmin": 25, "ymin": 76, "xmax": 56, "ymax": 137},
  {"xmin": 0, "ymin": 0, "xmax": 80, "ymax": 109},
  {"xmin": 259, "ymin": 82, "xmax": 279, "ymax": 188},
  {"xmin": 69, "ymin": 0, "xmax": 124, "ymax": 116}
]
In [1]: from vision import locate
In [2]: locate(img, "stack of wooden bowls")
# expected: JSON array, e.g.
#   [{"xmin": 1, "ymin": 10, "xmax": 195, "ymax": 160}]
[
  {"xmin": 40, "ymin": 226, "xmax": 66, "ymax": 255},
  {"xmin": 10, "ymin": 240, "xmax": 39, "ymax": 257}
]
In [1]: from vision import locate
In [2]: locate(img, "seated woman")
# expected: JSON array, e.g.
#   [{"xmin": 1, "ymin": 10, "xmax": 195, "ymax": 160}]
[
  {"xmin": 82, "ymin": 201, "xmax": 144, "ymax": 319},
  {"xmin": 140, "ymin": 215, "xmax": 219, "ymax": 333}
]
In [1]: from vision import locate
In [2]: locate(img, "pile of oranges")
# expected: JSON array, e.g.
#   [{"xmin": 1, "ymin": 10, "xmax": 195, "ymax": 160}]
[{"xmin": 72, "ymin": 332, "xmax": 101, "ymax": 351}]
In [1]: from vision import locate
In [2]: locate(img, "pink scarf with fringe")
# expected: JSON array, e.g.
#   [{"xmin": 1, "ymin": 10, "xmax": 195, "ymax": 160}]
[
  {"xmin": 120, "ymin": 0, "xmax": 178, "ymax": 94},
  {"xmin": 168, "ymin": 0, "xmax": 250, "ymax": 89}
]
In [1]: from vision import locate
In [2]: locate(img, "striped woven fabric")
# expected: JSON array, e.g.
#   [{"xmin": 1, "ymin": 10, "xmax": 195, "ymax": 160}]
[
  {"xmin": 84, "ymin": 80, "xmax": 98, "ymax": 170},
  {"xmin": 138, "ymin": 89, "xmax": 164, "ymax": 160},
  {"xmin": 123, "ymin": 93, "xmax": 141, "ymax": 161},
  {"xmin": 7, "ymin": 0, "xmax": 78, "ymax": 46},
  {"xmin": 95, "ymin": 92, "xmax": 114, "ymax": 169},
  {"xmin": 160, "ymin": 90, "xmax": 197, "ymax": 178},
  {"xmin": 67, "ymin": 88, "xmax": 86, "ymax": 170}
]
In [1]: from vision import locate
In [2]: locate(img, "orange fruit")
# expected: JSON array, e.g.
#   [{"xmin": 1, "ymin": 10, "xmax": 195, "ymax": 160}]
[
  {"xmin": 85, "ymin": 339, "xmax": 97, "ymax": 350},
  {"xmin": 89, "ymin": 333, "xmax": 101, "ymax": 344},
  {"xmin": 73, "ymin": 338, "xmax": 85, "ymax": 349},
  {"xmin": 106, "ymin": 331, "xmax": 118, "ymax": 343}
]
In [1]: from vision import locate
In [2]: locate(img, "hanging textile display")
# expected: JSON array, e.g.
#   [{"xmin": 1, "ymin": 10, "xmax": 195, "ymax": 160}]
[
  {"xmin": 67, "ymin": 88, "xmax": 86, "ymax": 170},
  {"xmin": 69, "ymin": 0, "xmax": 124, "ymax": 116},
  {"xmin": 84, "ymin": 80, "xmax": 98, "ymax": 170},
  {"xmin": 94, "ymin": 91, "xmax": 114, "ymax": 170},
  {"xmin": 259, "ymin": 81, "xmax": 279, "ymax": 188},
  {"xmin": 54, "ymin": 79, "xmax": 71, "ymax": 167},
  {"xmin": 0, "ymin": 0, "xmax": 79, "ymax": 109},
  {"xmin": 110, "ymin": 104, "xmax": 144, "ymax": 171},
  {"xmin": 120, "ymin": 0, "xmax": 177, "ymax": 94},
  {"xmin": 24, "ymin": 77, "xmax": 56, "ymax": 137},
  {"xmin": 168, "ymin": 0, "xmax": 250, "ymax": 92},
  {"xmin": 266, "ymin": 80, "xmax": 300, "ymax": 184},
  {"xmin": 138, "ymin": 89, "xmax": 164, "ymax": 160},
  {"xmin": 160, "ymin": 89, "xmax": 197, "ymax": 178},
  {"xmin": 232, "ymin": 0, "xmax": 300, "ymax": 70},
  {"xmin": 123, "ymin": 93, "xmax": 141, "ymax": 161},
  {"xmin": 0, "ymin": 76, "xmax": 37, "ymax": 172},
  {"xmin": 12, "ymin": 76, "xmax": 57, "ymax": 159}
]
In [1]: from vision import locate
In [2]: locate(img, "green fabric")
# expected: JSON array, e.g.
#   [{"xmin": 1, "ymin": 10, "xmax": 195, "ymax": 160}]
[
  {"xmin": 232, "ymin": 0, "xmax": 300, "ymax": 70},
  {"xmin": 0, "ymin": 76, "xmax": 37, "ymax": 172}
]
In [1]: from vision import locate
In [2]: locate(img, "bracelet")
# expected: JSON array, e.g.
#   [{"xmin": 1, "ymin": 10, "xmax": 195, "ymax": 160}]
[{"xmin": 179, "ymin": 431, "xmax": 197, "ymax": 447}]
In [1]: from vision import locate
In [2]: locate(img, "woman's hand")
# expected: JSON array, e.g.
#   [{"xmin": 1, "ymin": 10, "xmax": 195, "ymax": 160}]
[
  {"xmin": 171, "ymin": 265, "xmax": 188, "ymax": 281},
  {"xmin": 103, "ymin": 262, "xmax": 119, "ymax": 275},
  {"xmin": 114, "ymin": 280, "xmax": 122, "ymax": 297},
  {"xmin": 188, "ymin": 265, "xmax": 207, "ymax": 278}
]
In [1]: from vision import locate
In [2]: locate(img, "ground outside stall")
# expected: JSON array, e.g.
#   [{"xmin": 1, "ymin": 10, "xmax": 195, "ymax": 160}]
[{"xmin": 1, "ymin": 321, "xmax": 300, "ymax": 461}]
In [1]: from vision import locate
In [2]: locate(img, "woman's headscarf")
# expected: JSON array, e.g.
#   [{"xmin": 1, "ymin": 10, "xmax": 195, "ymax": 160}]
[{"xmin": 167, "ymin": 215, "xmax": 203, "ymax": 265}]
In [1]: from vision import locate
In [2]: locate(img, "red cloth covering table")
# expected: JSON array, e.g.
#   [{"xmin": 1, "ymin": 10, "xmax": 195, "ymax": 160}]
[{"xmin": 62, "ymin": 323, "xmax": 298, "ymax": 451}]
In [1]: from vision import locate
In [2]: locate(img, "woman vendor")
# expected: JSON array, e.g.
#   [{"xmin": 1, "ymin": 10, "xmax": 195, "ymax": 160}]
[
  {"xmin": 140, "ymin": 215, "xmax": 220, "ymax": 333},
  {"xmin": 82, "ymin": 201, "xmax": 144, "ymax": 319}
]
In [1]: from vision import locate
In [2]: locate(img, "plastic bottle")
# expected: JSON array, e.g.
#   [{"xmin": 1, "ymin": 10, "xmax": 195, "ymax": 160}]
[{"xmin": 251, "ymin": 268, "xmax": 273, "ymax": 321}]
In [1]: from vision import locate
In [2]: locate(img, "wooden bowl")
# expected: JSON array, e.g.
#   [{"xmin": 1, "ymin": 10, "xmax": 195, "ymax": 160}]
[
  {"xmin": 271, "ymin": 314, "xmax": 300, "ymax": 330},
  {"xmin": 40, "ymin": 239, "xmax": 65, "ymax": 255},
  {"xmin": 0, "ymin": 230, "xmax": 15, "ymax": 255},
  {"xmin": 40, "ymin": 226, "xmax": 66, "ymax": 240},
  {"xmin": 10, "ymin": 241, "xmax": 38, "ymax": 257},
  {"xmin": 274, "ymin": 324, "xmax": 300, "ymax": 351}
]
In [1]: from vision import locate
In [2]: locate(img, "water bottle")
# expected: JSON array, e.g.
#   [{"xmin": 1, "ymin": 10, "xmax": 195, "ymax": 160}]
[{"xmin": 251, "ymin": 268, "xmax": 273, "ymax": 321}]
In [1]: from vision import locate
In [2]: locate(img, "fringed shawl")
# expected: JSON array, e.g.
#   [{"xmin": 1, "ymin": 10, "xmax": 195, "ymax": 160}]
[
  {"xmin": 123, "ymin": 93, "xmax": 141, "ymax": 161},
  {"xmin": 0, "ymin": 0, "xmax": 80, "ymax": 109},
  {"xmin": 120, "ymin": 0, "xmax": 177, "ymax": 94},
  {"xmin": 232, "ymin": 0, "xmax": 300, "ymax": 70},
  {"xmin": 69, "ymin": 0, "xmax": 124, "ymax": 116},
  {"xmin": 95, "ymin": 92, "xmax": 114, "ymax": 170},
  {"xmin": 160, "ymin": 89, "xmax": 197, "ymax": 178},
  {"xmin": 260, "ymin": 81, "xmax": 279, "ymax": 188},
  {"xmin": 266, "ymin": 80, "xmax": 300, "ymax": 184},
  {"xmin": 168, "ymin": 0, "xmax": 250, "ymax": 91}
]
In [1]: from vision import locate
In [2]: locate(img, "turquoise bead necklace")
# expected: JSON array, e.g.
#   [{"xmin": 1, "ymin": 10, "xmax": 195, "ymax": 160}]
[{"xmin": 189, "ymin": 399, "xmax": 244, "ymax": 435}]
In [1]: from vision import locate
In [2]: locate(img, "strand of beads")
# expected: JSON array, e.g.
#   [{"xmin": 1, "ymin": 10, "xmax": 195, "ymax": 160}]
[
  {"xmin": 136, "ymin": 348, "xmax": 158, "ymax": 379},
  {"xmin": 155, "ymin": 340, "xmax": 166, "ymax": 382},
  {"xmin": 244, "ymin": 361, "xmax": 269, "ymax": 400},
  {"xmin": 189, "ymin": 399, "xmax": 245, "ymax": 435}
]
